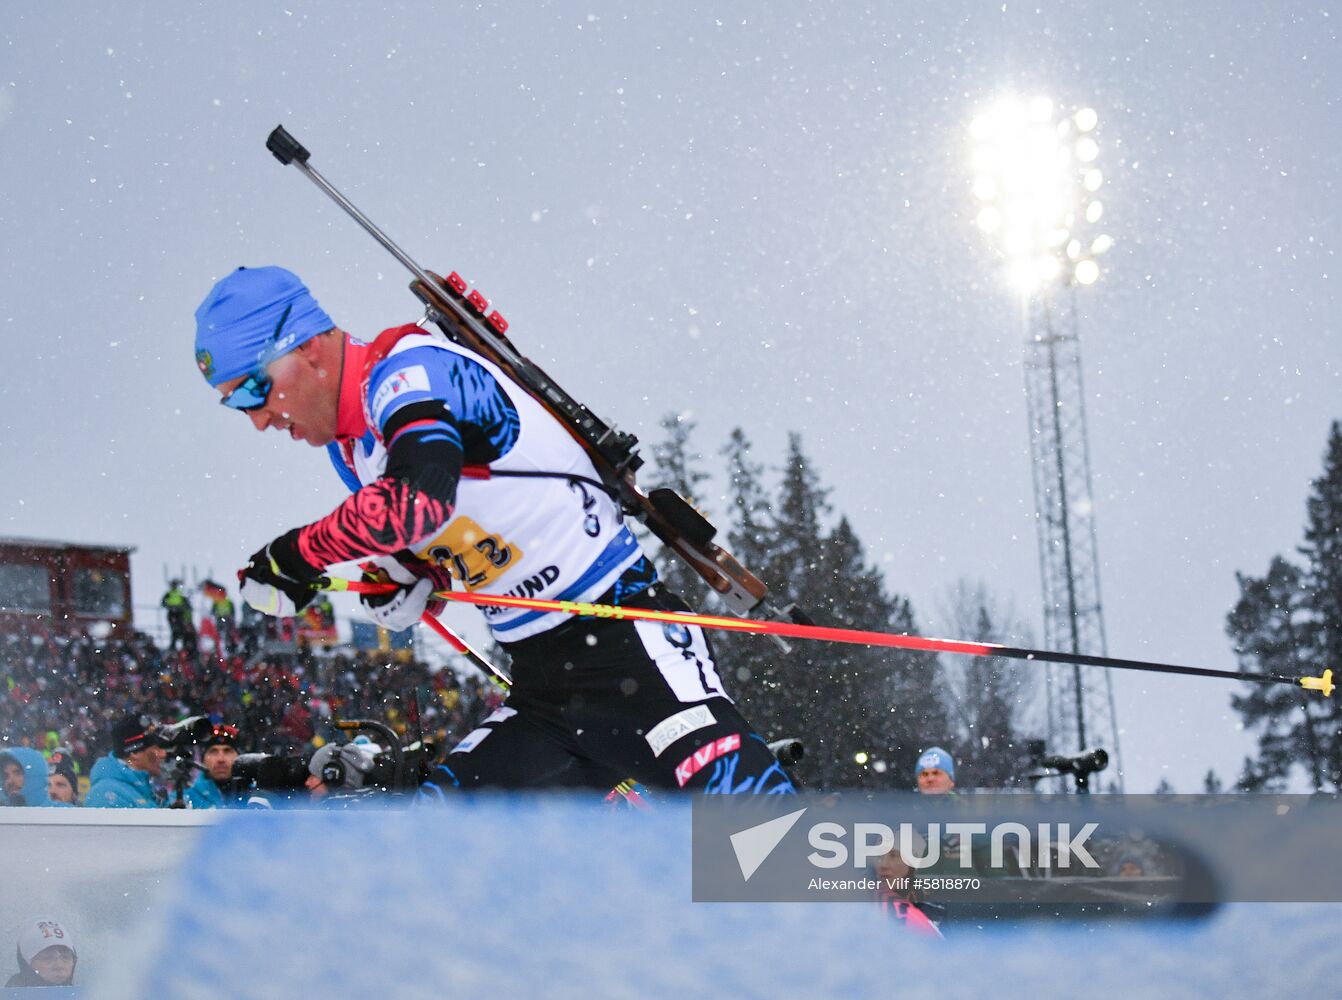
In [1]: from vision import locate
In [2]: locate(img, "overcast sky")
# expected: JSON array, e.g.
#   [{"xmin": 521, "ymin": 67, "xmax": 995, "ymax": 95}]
[{"xmin": 2, "ymin": 2, "xmax": 1337, "ymax": 791}]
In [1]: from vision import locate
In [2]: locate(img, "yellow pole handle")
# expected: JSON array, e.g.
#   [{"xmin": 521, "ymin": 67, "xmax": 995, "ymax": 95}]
[{"xmin": 1300, "ymin": 669, "xmax": 1334, "ymax": 698}]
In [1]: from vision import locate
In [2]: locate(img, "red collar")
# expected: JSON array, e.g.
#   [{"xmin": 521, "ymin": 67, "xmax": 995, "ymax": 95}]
[
  {"xmin": 335, "ymin": 335, "xmax": 373, "ymax": 441},
  {"xmin": 335, "ymin": 324, "xmax": 432, "ymax": 443}
]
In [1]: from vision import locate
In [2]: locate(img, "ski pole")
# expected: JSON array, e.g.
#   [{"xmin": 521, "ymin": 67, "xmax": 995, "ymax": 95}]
[
  {"xmin": 416, "ymin": 612, "xmax": 512, "ymax": 690},
  {"xmin": 323, "ymin": 577, "xmax": 1335, "ymax": 698},
  {"xmin": 411, "ymin": 612, "xmax": 653, "ymax": 807},
  {"xmin": 413, "ymin": 610, "xmax": 655, "ymax": 806}
]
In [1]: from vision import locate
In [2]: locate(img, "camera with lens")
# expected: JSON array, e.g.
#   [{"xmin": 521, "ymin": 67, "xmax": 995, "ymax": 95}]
[
  {"xmin": 231, "ymin": 752, "xmax": 311, "ymax": 791},
  {"xmin": 226, "ymin": 719, "xmax": 438, "ymax": 804},
  {"xmin": 308, "ymin": 719, "xmax": 438, "ymax": 800},
  {"xmin": 154, "ymin": 715, "xmax": 216, "ymax": 750},
  {"xmin": 767, "ymin": 737, "xmax": 805, "ymax": 768},
  {"xmin": 1025, "ymin": 739, "xmax": 1109, "ymax": 793},
  {"xmin": 153, "ymin": 716, "xmax": 221, "ymax": 807}
]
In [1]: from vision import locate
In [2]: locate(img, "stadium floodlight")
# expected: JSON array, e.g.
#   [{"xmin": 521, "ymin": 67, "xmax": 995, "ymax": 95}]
[
  {"xmin": 969, "ymin": 96, "xmax": 1112, "ymax": 296},
  {"xmin": 969, "ymin": 96, "xmax": 1123, "ymax": 782}
]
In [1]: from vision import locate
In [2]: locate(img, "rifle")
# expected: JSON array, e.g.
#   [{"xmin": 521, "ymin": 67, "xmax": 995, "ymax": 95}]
[{"xmin": 266, "ymin": 125, "xmax": 808, "ymax": 628}]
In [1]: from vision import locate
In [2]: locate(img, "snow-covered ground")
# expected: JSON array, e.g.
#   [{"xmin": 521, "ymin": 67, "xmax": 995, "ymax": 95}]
[{"xmin": 6, "ymin": 800, "xmax": 1332, "ymax": 998}]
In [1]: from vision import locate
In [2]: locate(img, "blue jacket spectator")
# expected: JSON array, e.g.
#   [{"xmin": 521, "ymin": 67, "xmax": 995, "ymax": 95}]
[
  {"xmin": 86, "ymin": 753, "xmax": 160, "ymax": 808},
  {"xmin": 184, "ymin": 769, "xmax": 225, "ymax": 809},
  {"xmin": 85, "ymin": 716, "xmax": 166, "ymax": 808},
  {"xmin": 6, "ymin": 747, "xmax": 51, "ymax": 806},
  {"xmin": 182, "ymin": 722, "xmax": 240, "ymax": 809},
  {"xmin": 0, "ymin": 749, "xmax": 26, "ymax": 805}
]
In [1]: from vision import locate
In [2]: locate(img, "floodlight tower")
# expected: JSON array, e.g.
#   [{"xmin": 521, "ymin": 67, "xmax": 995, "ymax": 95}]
[{"xmin": 969, "ymin": 97, "xmax": 1122, "ymax": 785}]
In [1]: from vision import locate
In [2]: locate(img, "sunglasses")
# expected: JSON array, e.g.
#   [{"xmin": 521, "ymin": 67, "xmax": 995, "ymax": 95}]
[
  {"xmin": 218, "ymin": 303, "xmax": 293, "ymax": 412},
  {"xmin": 219, "ymin": 372, "xmax": 274, "ymax": 411}
]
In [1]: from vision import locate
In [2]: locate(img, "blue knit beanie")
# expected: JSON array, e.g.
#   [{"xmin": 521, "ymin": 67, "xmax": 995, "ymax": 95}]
[
  {"xmin": 916, "ymin": 746, "xmax": 955, "ymax": 782},
  {"xmin": 194, "ymin": 266, "xmax": 334, "ymax": 386}
]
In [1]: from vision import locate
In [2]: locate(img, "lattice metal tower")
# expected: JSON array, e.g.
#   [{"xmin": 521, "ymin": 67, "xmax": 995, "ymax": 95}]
[
  {"xmin": 1023, "ymin": 288, "xmax": 1122, "ymax": 782},
  {"xmin": 968, "ymin": 96, "xmax": 1123, "ymax": 786}
]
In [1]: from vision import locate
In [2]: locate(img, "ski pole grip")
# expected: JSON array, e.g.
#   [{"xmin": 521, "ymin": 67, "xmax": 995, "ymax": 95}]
[
  {"xmin": 316, "ymin": 576, "xmax": 396, "ymax": 595},
  {"xmin": 266, "ymin": 125, "xmax": 310, "ymax": 165},
  {"xmin": 1300, "ymin": 669, "xmax": 1334, "ymax": 698}
]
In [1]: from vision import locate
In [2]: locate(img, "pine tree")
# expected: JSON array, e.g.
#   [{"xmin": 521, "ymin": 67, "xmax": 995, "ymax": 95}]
[
  {"xmin": 938, "ymin": 580, "xmax": 1036, "ymax": 789},
  {"xmin": 1226, "ymin": 557, "xmax": 1322, "ymax": 789},
  {"xmin": 721, "ymin": 427, "xmax": 773, "ymax": 569},
  {"xmin": 712, "ymin": 428, "xmax": 782, "ymax": 743},
  {"xmin": 1299, "ymin": 421, "xmax": 1342, "ymax": 788},
  {"xmin": 812, "ymin": 516, "xmax": 943, "ymax": 790},
  {"xmin": 1235, "ymin": 755, "xmax": 1282, "ymax": 793},
  {"xmin": 879, "ymin": 593, "xmax": 951, "ymax": 787},
  {"xmin": 1227, "ymin": 422, "xmax": 1342, "ymax": 791},
  {"xmin": 728, "ymin": 434, "xmax": 833, "ymax": 782},
  {"xmin": 765, "ymin": 433, "xmax": 830, "ymax": 593},
  {"xmin": 647, "ymin": 412, "xmax": 712, "ymax": 609},
  {"xmin": 723, "ymin": 434, "xmax": 951, "ymax": 788}
]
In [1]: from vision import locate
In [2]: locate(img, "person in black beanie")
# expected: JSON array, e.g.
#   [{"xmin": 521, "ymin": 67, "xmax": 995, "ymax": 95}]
[
  {"xmin": 46, "ymin": 750, "xmax": 79, "ymax": 806},
  {"xmin": 85, "ymin": 715, "xmax": 165, "ymax": 809},
  {"xmin": 185, "ymin": 723, "xmax": 240, "ymax": 809}
]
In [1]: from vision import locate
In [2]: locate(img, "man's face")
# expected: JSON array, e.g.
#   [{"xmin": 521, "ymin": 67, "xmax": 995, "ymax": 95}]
[
  {"xmin": 875, "ymin": 847, "xmax": 910, "ymax": 883},
  {"xmin": 204, "ymin": 744, "xmax": 239, "ymax": 783},
  {"xmin": 215, "ymin": 338, "xmax": 341, "ymax": 447},
  {"xmin": 47, "ymin": 773, "xmax": 76, "ymax": 804},
  {"xmin": 126, "ymin": 745, "xmax": 166, "ymax": 778},
  {"xmin": 30, "ymin": 945, "xmax": 75, "ymax": 985},
  {"xmin": 2, "ymin": 761, "xmax": 23, "ymax": 797},
  {"xmin": 917, "ymin": 767, "xmax": 954, "ymax": 794}
]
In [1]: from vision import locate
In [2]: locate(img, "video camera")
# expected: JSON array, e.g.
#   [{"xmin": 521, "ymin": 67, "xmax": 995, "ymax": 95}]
[
  {"xmin": 231, "ymin": 753, "xmax": 310, "ymax": 791},
  {"xmin": 1025, "ymin": 740, "xmax": 1109, "ymax": 793},
  {"xmin": 325, "ymin": 719, "xmax": 438, "ymax": 794},
  {"xmin": 767, "ymin": 738, "xmax": 805, "ymax": 768},
  {"xmin": 153, "ymin": 715, "xmax": 215, "ymax": 750},
  {"xmin": 153, "ymin": 716, "xmax": 226, "ymax": 808},
  {"xmin": 228, "ymin": 719, "xmax": 439, "ymax": 801}
]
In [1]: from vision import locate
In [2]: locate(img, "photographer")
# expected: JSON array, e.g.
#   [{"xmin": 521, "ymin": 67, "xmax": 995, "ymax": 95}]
[
  {"xmin": 184, "ymin": 724, "xmax": 241, "ymax": 809},
  {"xmin": 215, "ymin": 721, "xmax": 434, "ymax": 808},
  {"xmin": 305, "ymin": 740, "xmax": 381, "ymax": 804},
  {"xmin": 154, "ymin": 716, "xmax": 227, "ymax": 808},
  {"xmin": 86, "ymin": 715, "xmax": 165, "ymax": 808}
]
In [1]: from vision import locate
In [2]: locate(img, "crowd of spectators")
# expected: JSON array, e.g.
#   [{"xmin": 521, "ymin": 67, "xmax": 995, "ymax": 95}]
[{"xmin": 0, "ymin": 613, "xmax": 501, "ymax": 807}]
